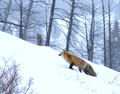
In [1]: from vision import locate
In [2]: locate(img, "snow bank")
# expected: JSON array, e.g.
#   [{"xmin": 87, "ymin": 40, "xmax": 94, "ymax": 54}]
[{"xmin": 0, "ymin": 31, "xmax": 120, "ymax": 94}]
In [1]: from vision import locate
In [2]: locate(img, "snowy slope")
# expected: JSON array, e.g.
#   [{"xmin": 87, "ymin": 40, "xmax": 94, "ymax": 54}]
[{"xmin": 0, "ymin": 31, "xmax": 120, "ymax": 94}]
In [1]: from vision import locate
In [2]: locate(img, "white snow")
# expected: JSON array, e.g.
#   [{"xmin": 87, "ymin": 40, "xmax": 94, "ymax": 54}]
[{"xmin": 0, "ymin": 31, "xmax": 120, "ymax": 94}]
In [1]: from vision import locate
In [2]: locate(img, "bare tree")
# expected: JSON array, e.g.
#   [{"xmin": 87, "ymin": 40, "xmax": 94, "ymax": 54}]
[
  {"xmin": 23, "ymin": 0, "xmax": 33, "ymax": 40},
  {"xmin": 19, "ymin": 0, "xmax": 23, "ymax": 39},
  {"xmin": 66, "ymin": 0, "xmax": 75, "ymax": 51},
  {"xmin": 87, "ymin": 0, "xmax": 95, "ymax": 61},
  {"xmin": 45, "ymin": 0, "xmax": 56, "ymax": 46},
  {"xmin": 102, "ymin": 0, "xmax": 106, "ymax": 66},
  {"xmin": 108, "ymin": 0, "xmax": 112, "ymax": 68},
  {"xmin": 37, "ymin": 33, "xmax": 42, "ymax": 45},
  {"xmin": 2, "ymin": 0, "xmax": 12, "ymax": 32}
]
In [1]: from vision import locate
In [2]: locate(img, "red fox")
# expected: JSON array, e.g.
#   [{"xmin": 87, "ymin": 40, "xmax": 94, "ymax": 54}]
[{"xmin": 59, "ymin": 50, "xmax": 97, "ymax": 77}]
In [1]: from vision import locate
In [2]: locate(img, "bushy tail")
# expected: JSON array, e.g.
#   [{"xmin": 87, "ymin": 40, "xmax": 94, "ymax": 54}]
[{"xmin": 84, "ymin": 64, "xmax": 97, "ymax": 77}]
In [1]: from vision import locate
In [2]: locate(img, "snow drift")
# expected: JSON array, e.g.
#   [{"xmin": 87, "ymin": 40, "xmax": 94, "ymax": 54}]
[{"xmin": 0, "ymin": 31, "xmax": 120, "ymax": 94}]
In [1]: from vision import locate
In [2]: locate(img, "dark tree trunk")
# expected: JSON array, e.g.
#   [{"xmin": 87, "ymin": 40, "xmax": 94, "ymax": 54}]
[
  {"xmin": 45, "ymin": 0, "xmax": 56, "ymax": 46},
  {"xmin": 37, "ymin": 33, "xmax": 42, "ymax": 46},
  {"xmin": 19, "ymin": 0, "xmax": 23, "ymax": 39},
  {"xmin": 2, "ymin": 0, "xmax": 12, "ymax": 32},
  {"xmin": 102, "ymin": 0, "xmax": 106, "ymax": 66},
  {"xmin": 23, "ymin": 0, "xmax": 33, "ymax": 40},
  {"xmin": 88, "ymin": 0, "xmax": 95, "ymax": 61},
  {"xmin": 66, "ymin": 0, "xmax": 75, "ymax": 51},
  {"xmin": 108, "ymin": 0, "xmax": 112, "ymax": 68}
]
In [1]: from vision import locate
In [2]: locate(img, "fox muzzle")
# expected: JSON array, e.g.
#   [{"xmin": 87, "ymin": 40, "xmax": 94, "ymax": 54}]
[{"xmin": 59, "ymin": 53, "xmax": 62, "ymax": 56}]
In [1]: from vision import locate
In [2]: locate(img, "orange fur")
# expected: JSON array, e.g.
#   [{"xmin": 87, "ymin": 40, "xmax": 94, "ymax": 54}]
[{"xmin": 59, "ymin": 50, "xmax": 96, "ymax": 77}]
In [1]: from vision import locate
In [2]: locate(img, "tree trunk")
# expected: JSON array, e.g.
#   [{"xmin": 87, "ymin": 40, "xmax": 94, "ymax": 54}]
[
  {"xmin": 45, "ymin": 0, "xmax": 56, "ymax": 46},
  {"xmin": 85, "ymin": 20, "xmax": 89, "ymax": 60},
  {"xmin": 37, "ymin": 33, "xmax": 42, "ymax": 46},
  {"xmin": 88, "ymin": 0, "xmax": 95, "ymax": 61},
  {"xmin": 2, "ymin": 0, "xmax": 12, "ymax": 32},
  {"xmin": 102, "ymin": 0, "xmax": 106, "ymax": 66},
  {"xmin": 23, "ymin": 0, "xmax": 33, "ymax": 40},
  {"xmin": 66, "ymin": 0, "xmax": 75, "ymax": 51},
  {"xmin": 19, "ymin": 0, "xmax": 23, "ymax": 39},
  {"xmin": 108, "ymin": 0, "xmax": 112, "ymax": 68}
]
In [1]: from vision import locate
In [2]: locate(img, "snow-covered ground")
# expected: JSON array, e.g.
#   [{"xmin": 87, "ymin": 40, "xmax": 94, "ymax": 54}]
[{"xmin": 0, "ymin": 31, "xmax": 120, "ymax": 94}]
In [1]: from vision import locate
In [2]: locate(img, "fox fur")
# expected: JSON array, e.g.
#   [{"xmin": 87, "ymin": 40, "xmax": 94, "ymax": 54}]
[{"xmin": 59, "ymin": 50, "xmax": 96, "ymax": 77}]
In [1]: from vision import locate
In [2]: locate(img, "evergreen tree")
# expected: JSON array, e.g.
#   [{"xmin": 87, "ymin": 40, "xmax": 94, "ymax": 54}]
[{"xmin": 111, "ymin": 20, "xmax": 120, "ymax": 71}]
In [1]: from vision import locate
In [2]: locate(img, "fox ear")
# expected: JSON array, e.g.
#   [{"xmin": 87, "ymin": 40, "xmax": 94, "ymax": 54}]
[
  {"xmin": 63, "ymin": 49, "xmax": 65, "ymax": 51},
  {"xmin": 63, "ymin": 50, "xmax": 66, "ymax": 52}
]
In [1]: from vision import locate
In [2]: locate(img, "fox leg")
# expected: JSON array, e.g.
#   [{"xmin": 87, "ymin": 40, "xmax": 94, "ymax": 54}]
[
  {"xmin": 78, "ymin": 66, "xmax": 83, "ymax": 73},
  {"xmin": 83, "ymin": 68, "xmax": 89, "ymax": 75},
  {"xmin": 78, "ymin": 66, "xmax": 87, "ymax": 73},
  {"xmin": 69, "ymin": 63, "xmax": 74, "ymax": 70},
  {"xmin": 79, "ymin": 69, "xmax": 82, "ymax": 72}
]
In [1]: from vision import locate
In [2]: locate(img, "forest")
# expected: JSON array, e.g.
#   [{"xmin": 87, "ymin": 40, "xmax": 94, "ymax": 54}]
[{"xmin": 0, "ymin": 0, "xmax": 120, "ymax": 72}]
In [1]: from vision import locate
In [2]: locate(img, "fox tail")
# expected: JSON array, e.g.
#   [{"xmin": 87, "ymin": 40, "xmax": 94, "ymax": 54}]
[{"xmin": 83, "ymin": 64, "xmax": 97, "ymax": 77}]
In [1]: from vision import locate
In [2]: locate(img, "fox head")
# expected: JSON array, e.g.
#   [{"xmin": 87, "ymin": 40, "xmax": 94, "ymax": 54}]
[{"xmin": 59, "ymin": 50, "xmax": 66, "ymax": 56}]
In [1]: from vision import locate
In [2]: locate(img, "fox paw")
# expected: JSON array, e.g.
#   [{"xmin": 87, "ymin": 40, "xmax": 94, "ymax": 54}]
[{"xmin": 69, "ymin": 67, "xmax": 74, "ymax": 70}]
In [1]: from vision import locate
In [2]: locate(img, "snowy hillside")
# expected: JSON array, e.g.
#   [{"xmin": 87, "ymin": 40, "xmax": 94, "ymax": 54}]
[{"xmin": 0, "ymin": 32, "xmax": 120, "ymax": 94}]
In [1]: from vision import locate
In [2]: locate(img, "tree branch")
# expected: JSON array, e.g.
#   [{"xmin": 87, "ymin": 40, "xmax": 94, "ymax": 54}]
[{"xmin": 0, "ymin": 20, "xmax": 26, "ymax": 27}]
